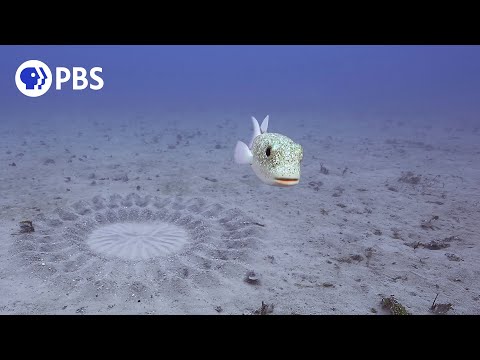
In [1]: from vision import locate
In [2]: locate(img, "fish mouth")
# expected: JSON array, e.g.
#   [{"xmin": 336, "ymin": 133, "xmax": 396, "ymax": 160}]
[{"xmin": 274, "ymin": 178, "xmax": 299, "ymax": 186}]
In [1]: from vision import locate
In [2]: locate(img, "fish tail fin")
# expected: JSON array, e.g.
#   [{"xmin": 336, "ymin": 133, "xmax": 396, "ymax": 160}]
[{"xmin": 234, "ymin": 141, "xmax": 253, "ymax": 165}]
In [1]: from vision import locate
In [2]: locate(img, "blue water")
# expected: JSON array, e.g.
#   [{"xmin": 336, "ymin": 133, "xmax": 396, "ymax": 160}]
[{"xmin": 1, "ymin": 45, "xmax": 480, "ymax": 123}]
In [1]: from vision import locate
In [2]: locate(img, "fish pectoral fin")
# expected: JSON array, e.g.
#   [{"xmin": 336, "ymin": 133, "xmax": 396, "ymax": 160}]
[
  {"xmin": 260, "ymin": 115, "xmax": 269, "ymax": 133},
  {"xmin": 234, "ymin": 141, "xmax": 253, "ymax": 165}
]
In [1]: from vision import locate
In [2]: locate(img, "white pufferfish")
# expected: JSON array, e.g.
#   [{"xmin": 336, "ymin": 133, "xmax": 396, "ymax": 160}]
[{"xmin": 234, "ymin": 115, "xmax": 304, "ymax": 186}]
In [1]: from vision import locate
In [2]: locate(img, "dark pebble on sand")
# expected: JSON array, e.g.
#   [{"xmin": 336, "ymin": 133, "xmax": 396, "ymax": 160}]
[
  {"xmin": 203, "ymin": 177, "xmax": 218, "ymax": 183},
  {"xmin": 215, "ymin": 144, "xmax": 221, "ymax": 149},
  {"xmin": 350, "ymin": 254, "xmax": 364, "ymax": 262},
  {"xmin": 136, "ymin": 186, "xmax": 141, "ymax": 191},
  {"xmin": 244, "ymin": 271, "xmax": 260, "ymax": 285},
  {"xmin": 113, "ymin": 174, "xmax": 129, "ymax": 182},
  {"xmin": 9, "ymin": 162, "xmax": 16, "ymax": 166},
  {"xmin": 445, "ymin": 253, "xmax": 463, "ymax": 261}
]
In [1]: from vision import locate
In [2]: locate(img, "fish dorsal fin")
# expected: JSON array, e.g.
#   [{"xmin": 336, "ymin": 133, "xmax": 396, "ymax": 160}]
[
  {"xmin": 249, "ymin": 116, "xmax": 262, "ymax": 149},
  {"xmin": 260, "ymin": 115, "xmax": 269, "ymax": 133}
]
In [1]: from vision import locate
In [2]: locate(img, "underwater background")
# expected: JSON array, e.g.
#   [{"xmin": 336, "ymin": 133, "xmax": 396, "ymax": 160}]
[{"xmin": 0, "ymin": 45, "xmax": 479, "ymax": 315}]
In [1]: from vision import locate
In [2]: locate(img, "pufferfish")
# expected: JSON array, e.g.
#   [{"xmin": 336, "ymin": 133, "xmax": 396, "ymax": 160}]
[{"xmin": 234, "ymin": 115, "xmax": 303, "ymax": 186}]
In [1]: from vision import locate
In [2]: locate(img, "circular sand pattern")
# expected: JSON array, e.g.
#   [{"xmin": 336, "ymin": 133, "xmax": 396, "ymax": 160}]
[
  {"xmin": 9, "ymin": 193, "xmax": 265, "ymax": 308},
  {"xmin": 87, "ymin": 222, "xmax": 189, "ymax": 260}
]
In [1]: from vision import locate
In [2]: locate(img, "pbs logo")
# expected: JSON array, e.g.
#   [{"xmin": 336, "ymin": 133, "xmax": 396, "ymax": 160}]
[
  {"xmin": 15, "ymin": 59, "xmax": 104, "ymax": 97},
  {"xmin": 15, "ymin": 60, "xmax": 53, "ymax": 97}
]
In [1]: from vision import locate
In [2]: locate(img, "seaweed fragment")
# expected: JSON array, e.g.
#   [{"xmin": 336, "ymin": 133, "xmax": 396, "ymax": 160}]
[
  {"xmin": 407, "ymin": 237, "xmax": 452, "ymax": 250},
  {"xmin": 253, "ymin": 301, "xmax": 274, "ymax": 315},
  {"xmin": 381, "ymin": 295, "xmax": 411, "ymax": 315},
  {"xmin": 430, "ymin": 294, "xmax": 453, "ymax": 315}
]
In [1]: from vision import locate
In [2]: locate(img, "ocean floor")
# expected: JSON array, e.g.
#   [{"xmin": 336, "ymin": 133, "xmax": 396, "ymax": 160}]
[{"xmin": 1, "ymin": 112, "xmax": 479, "ymax": 315}]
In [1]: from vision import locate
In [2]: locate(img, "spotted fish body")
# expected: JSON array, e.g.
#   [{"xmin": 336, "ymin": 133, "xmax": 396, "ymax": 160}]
[{"xmin": 234, "ymin": 115, "xmax": 303, "ymax": 187}]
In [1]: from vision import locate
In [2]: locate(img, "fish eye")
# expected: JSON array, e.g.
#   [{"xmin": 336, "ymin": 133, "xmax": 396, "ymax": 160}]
[{"xmin": 265, "ymin": 146, "xmax": 271, "ymax": 157}]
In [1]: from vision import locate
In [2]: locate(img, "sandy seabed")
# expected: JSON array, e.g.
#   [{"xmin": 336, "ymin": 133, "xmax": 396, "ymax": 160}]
[{"xmin": 1, "ymin": 112, "xmax": 479, "ymax": 315}]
